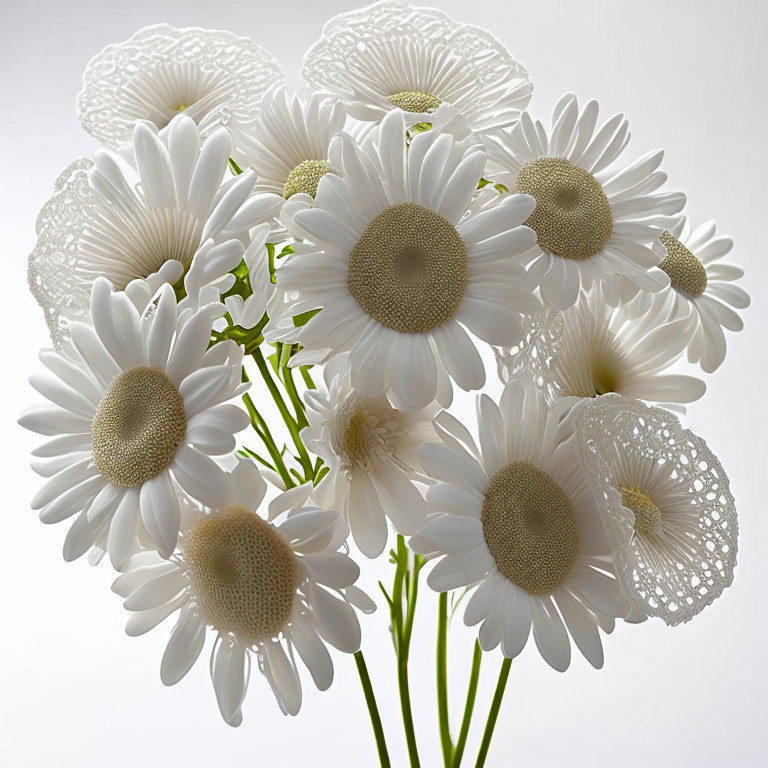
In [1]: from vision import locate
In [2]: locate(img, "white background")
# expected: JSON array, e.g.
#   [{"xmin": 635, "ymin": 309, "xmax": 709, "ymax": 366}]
[{"xmin": 1, "ymin": 1, "xmax": 767, "ymax": 766}]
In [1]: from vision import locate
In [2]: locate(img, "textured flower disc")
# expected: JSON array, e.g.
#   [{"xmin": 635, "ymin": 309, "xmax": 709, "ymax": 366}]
[
  {"xmin": 619, "ymin": 485, "xmax": 661, "ymax": 536},
  {"xmin": 659, "ymin": 230, "xmax": 708, "ymax": 297},
  {"xmin": 514, "ymin": 157, "xmax": 613, "ymax": 260},
  {"xmin": 91, "ymin": 366, "xmax": 187, "ymax": 487},
  {"xmin": 386, "ymin": 90, "xmax": 442, "ymax": 113},
  {"xmin": 347, "ymin": 202, "xmax": 468, "ymax": 333},
  {"xmin": 340, "ymin": 407, "xmax": 372, "ymax": 465},
  {"xmin": 184, "ymin": 506, "xmax": 298, "ymax": 645},
  {"xmin": 283, "ymin": 159, "xmax": 330, "ymax": 199},
  {"xmin": 481, "ymin": 461, "xmax": 579, "ymax": 594}
]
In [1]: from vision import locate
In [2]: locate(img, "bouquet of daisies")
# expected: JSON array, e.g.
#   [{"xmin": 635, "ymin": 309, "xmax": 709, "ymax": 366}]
[{"xmin": 21, "ymin": 1, "xmax": 747, "ymax": 765}]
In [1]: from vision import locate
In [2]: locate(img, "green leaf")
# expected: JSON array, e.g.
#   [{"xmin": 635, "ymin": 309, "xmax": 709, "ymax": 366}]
[{"xmin": 293, "ymin": 308, "xmax": 321, "ymax": 327}]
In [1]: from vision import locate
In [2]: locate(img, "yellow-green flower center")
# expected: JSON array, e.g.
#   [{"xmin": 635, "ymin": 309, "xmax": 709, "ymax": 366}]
[
  {"xmin": 184, "ymin": 506, "xmax": 298, "ymax": 644},
  {"xmin": 481, "ymin": 462, "xmax": 579, "ymax": 595},
  {"xmin": 659, "ymin": 231, "xmax": 708, "ymax": 297},
  {"xmin": 619, "ymin": 485, "xmax": 661, "ymax": 536},
  {"xmin": 347, "ymin": 202, "xmax": 468, "ymax": 333},
  {"xmin": 283, "ymin": 159, "xmax": 329, "ymax": 199},
  {"xmin": 91, "ymin": 366, "xmax": 186, "ymax": 488},
  {"xmin": 515, "ymin": 157, "xmax": 613, "ymax": 260},
  {"xmin": 387, "ymin": 90, "xmax": 442, "ymax": 113}
]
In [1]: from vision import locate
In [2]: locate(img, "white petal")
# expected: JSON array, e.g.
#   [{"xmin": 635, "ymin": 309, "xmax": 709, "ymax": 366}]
[{"xmin": 161, "ymin": 609, "xmax": 206, "ymax": 685}]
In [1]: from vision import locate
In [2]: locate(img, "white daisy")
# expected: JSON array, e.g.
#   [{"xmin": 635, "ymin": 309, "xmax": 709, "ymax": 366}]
[
  {"xmin": 650, "ymin": 217, "xmax": 750, "ymax": 373},
  {"xmin": 231, "ymin": 86, "xmax": 346, "ymax": 203},
  {"xmin": 267, "ymin": 109, "xmax": 540, "ymax": 410},
  {"xmin": 300, "ymin": 0, "xmax": 532, "ymax": 137},
  {"xmin": 28, "ymin": 115, "xmax": 283, "ymax": 345},
  {"xmin": 113, "ymin": 460, "xmax": 373, "ymax": 726},
  {"xmin": 485, "ymin": 93, "xmax": 686, "ymax": 309},
  {"xmin": 572, "ymin": 394, "xmax": 737, "ymax": 624},
  {"xmin": 496, "ymin": 288, "xmax": 706, "ymax": 406},
  {"xmin": 77, "ymin": 24, "xmax": 283, "ymax": 148},
  {"xmin": 19, "ymin": 278, "xmax": 249, "ymax": 568},
  {"xmin": 411, "ymin": 381, "xmax": 627, "ymax": 671},
  {"xmin": 303, "ymin": 353, "xmax": 436, "ymax": 557}
]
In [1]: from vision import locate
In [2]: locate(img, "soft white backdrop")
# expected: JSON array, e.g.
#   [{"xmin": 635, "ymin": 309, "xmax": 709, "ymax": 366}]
[{"xmin": 1, "ymin": 1, "xmax": 766, "ymax": 766}]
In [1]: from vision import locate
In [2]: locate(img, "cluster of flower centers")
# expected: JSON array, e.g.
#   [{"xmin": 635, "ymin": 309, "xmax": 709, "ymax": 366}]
[
  {"xmin": 481, "ymin": 461, "xmax": 579, "ymax": 595},
  {"xmin": 515, "ymin": 157, "xmax": 613, "ymax": 260},
  {"xmin": 387, "ymin": 90, "xmax": 442, "ymax": 113},
  {"xmin": 183, "ymin": 506, "xmax": 298, "ymax": 645},
  {"xmin": 347, "ymin": 202, "xmax": 468, "ymax": 333},
  {"xmin": 91, "ymin": 366, "xmax": 186, "ymax": 487},
  {"xmin": 283, "ymin": 159, "xmax": 330, "ymax": 199},
  {"xmin": 659, "ymin": 231, "xmax": 708, "ymax": 297},
  {"xmin": 619, "ymin": 485, "xmax": 662, "ymax": 536}
]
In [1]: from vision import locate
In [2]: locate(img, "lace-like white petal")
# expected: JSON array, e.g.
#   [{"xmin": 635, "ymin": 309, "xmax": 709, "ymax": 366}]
[
  {"xmin": 495, "ymin": 289, "xmax": 705, "ymax": 406},
  {"xmin": 301, "ymin": 0, "xmax": 531, "ymax": 135},
  {"xmin": 573, "ymin": 394, "xmax": 737, "ymax": 625},
  {"xmin": 77, "ymin": 24, "xmax": 283, "ymax": 148}
]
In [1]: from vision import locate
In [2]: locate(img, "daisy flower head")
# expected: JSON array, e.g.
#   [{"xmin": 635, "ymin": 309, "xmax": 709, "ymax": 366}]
[
  {"xmin": 496, "ymin": 287, "xmax": 706, "ymax": 407},
  {"xmin": 303, "ymin": 353, "xmax": 437, "ymax": 558},
  {"xmin": 485, "ymin": 93, "xmax": 686, "ymax": 309},
  {"xmin": 28, "ymin": 115, "xmax": 283, "ymax": 345},
  {"xmin": 651, "ymin": 216, "xmax": 750, "ymax": 373},
  {"xmin": 20, "ymin": 278, "xmax": 250, "ymax": 568},
  {"xmin": 113, "ymin": 460, "xmax": 373, "ymax": 726},
  {"xmin": 231, "ymin": 85, "xmax": 347, "ymax": 205},
  {"xmin": 268, "ymin": 109, "xmax": 540, "ymax": 410},
  {"xmin": 300, "ymin": 0, "xmax": 532, "ymax": 138},
  {"xmin": 77, "ymin": 24, "xmax": 283, "ymax": 149},
  {"xmin": 411, "ymin": 381, "xmax": 628, "ymax": 670},
  {"xmin": 572, "ymin": 394, "xmax": 737, "ymax": 625}
]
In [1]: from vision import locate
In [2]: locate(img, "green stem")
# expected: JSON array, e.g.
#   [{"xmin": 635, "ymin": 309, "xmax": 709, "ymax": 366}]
[
  {"xmin": 451, "ymin": 641, "xmax": 483, "ymax": 768},
  {"xmin": 354, "ymin": 651, "xmax": 391, "ymax": 768},
  {"xmin": 241, "ymin": 391, "xmax": 294, "ymax": 489},
  {"xmin": 474, "ymin": 658, "xmax": 512, "ymax": 768},
  {"xmin": 437, "ymin": 592, "xmax": 453, "ymax": 766},
  {"xmin": 282, "ymin": 362, "xmax": 309, "ymax": 430},
  {"xmin": 391, "ymin": 536, "xmax": 421, "ymax": 768},
  {"xmin": 300, "ymin": 365, "xmax": 316, "ymax": 390},
  {"xmin": 251, "ymin": 348, "xmax": 314, "ymax": 481},
  {"xmin": 398, "ymin": 654, "xmax": 420, "ymax": 768}
]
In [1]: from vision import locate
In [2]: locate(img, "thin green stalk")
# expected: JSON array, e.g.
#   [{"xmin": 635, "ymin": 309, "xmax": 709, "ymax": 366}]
[
  {"xmin": 391, "ymin": 536, "xmax": 421, "ymax": 768},
  {"xmin": 474, "ymin": 658, "xmax": 512, "ymax": 768},
  {"xmin": 282, "ymin": 363, "xmax": 309, "ymax": 430},
  {"xmin": 398, "ymin": 653, "xmax": 420, "ymax": 768},
  {"xmin": 451, "ymin": 641, "xmax": 482, "ymax": 768},
  {"xmin": 437, "ymin": 592, "xmax": 453, "ymax": 766},
  {"xmin": 299, "ymin": 365, "xmax": 316, "ymax": 390},
  {"xmin": 354, "ymin": 651, "xmax": 391, "ymax": 768},
  {"xmin": 241, "ymin": 391, "xmax": 294, "ymax": 488},
  {"xmin": 251, "ymin": 348, "xmax": 314, "ymax": 481}
]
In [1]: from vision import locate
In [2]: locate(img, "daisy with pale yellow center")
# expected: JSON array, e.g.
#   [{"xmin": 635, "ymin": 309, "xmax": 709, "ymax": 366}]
[
  {"xmin": 301, "ymin": 0, "xmax": 532, "ymax": 138},
  {"xmin": 114, "ymin": 461, "xmax": 374, "ymax": 726},
  {"xmin": 303, "ymin": 353, "xmax": 438, "ymax": 557},
  {"xmin": 485, "ymin": 92, "xmax": 686, "ymax": 309},
  {"xmin": 20, "ymin": 277, "xmax": 250, "ymax": 568},
  {"xmin": 411, "ymin": 381, "xmax": 628, "ymax": 670},
  {"xmin": 496, "ymin": 287, "xmax": 706, "ymax": 407},
  {"xmin": 267, "ymin": 109, "xmax": 540, "ymax": 410},
  {"xmin": 573, "ymin": 394, "xmax": 737, "ymax": 624},
  {"xmin": 230, "ymin": 85, "xmax": 347, "ymax": 211},
  {"xmin": 650, "ymin": 216, "xmax": 750, "ymax": 373}
]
